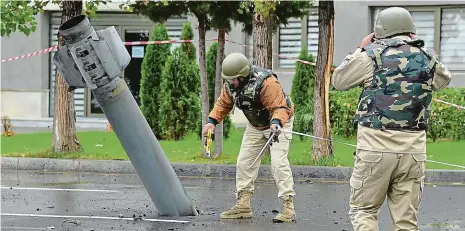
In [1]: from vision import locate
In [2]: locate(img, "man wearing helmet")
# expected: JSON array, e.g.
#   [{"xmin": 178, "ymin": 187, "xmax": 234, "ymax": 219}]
[
  {"xmin": 331, "ymin": 7, "xmax": 452, "ymax": 230},
  {"xmin": 203, "ymin": 52, "xmax": 296, "ymax": 223}
]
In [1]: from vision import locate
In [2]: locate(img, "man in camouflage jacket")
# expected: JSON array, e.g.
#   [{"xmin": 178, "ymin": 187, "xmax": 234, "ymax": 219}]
[
  {"xmin": 331, "ymin": 7, "xmax": 452, "ymax": 231},
  {"xmin": 203, "ymin": 52, "xmax": 296, "ymax": 223}
]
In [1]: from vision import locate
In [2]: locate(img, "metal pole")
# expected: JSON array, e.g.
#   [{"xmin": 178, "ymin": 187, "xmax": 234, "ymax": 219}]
[{"xmin": 53, "ymin": 15, "xmax": 198, "ymax": 216}]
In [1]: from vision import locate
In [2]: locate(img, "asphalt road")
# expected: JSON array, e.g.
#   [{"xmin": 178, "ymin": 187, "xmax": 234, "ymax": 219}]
[{"xmin": 1, "ymin": 170, "xmax": 464, "ymax": 231}]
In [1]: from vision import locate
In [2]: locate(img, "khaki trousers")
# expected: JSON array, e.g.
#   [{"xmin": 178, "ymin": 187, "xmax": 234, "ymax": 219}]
[
  {"xmin": 236, "ymin": 117, "xmax": 296, "ymax": 199},
  {"xmin": 349, "ymin": 149, "xmax": 427, "ymax": 231}
]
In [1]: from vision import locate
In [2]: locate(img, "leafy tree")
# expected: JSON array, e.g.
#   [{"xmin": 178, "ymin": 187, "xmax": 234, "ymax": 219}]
[
  {"xmin": 1, "ymin": 0, "xmax": 105, "ymax": 37},
  {"xmin": 291, "ymin": 46, "xmax": 316, "ymax": 140},
  {"xmin": 233, "ymin": 0, "xmax": 312, "ymax": 68},
  {"xmin": 128, "ymin": 1, "xmax": 186, "ymax": 23},
  {"xmin": 1, "ymin": 1, "xmax": 44, "ymax": 36},
  {"xmin": 140, "ymin": 23, "xmax": 171, "ymax": 139},
  {"xmin": 206, "ymin": 42, "xmax": 233, "ymax": 139},
  {"xmin": 158, "ymin": 47, "xmax": 201, "ymax": 141}
]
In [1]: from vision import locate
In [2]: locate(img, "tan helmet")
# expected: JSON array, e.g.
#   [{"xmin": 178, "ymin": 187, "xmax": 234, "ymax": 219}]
[
  {"xmin": 221, "ymin": 52, "xmax": 251, "ymax": 80},
  {"xmin": 374, "ymin": 7, "xmax": 416, "ymax": 39}
]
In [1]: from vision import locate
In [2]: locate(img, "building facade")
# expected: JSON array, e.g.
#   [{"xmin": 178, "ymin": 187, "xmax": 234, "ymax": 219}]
[{"xmin": 1, "ymin": 1, "xmax": 464, "ymax": 127}]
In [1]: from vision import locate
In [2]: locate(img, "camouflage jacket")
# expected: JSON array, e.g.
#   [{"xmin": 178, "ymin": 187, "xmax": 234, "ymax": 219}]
[{"xmin": 355, "ymin": 38, "xmax": 437, "ymax": 131}]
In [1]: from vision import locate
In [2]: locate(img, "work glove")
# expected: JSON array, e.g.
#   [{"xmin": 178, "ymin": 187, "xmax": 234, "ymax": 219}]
[{"xmin": 270, "ymin": 124, "xmax": 281, "ymax": 144}]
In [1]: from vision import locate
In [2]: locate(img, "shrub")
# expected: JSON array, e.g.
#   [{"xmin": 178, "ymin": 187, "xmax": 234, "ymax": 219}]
[
  {"xmin": 158, "ymin": 47, "xmax": 201, "ymax": 140},
  {"xmin": 329, "ymin": 88, "xmax": 465, "ymax": 141},
  {"xmin": 329, "ymin": 88, "xmax": 361, "ymax": 138},
  {"xmin": 179, "ymin": 21, "xmax": 204, "ymax": 139},
  {"xmin": 139, "ymin": 23, "xmax": 171, "ymax": 139},
  {"xmin": 290, "ymin": 46, "xmax": 316, "ymax": 140},
  {"xmin": 180, "ymin": 21, "xmax": 196, "ymax": 61},
  {"xmin": 428, "ymin": 88, "xmax": 465, "ymax": 141}
]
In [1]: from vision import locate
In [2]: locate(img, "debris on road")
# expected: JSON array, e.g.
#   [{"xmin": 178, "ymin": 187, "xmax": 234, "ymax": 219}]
[{"xmin": 62, "ymin": 219, "xmax": 81, "ymax": 225}]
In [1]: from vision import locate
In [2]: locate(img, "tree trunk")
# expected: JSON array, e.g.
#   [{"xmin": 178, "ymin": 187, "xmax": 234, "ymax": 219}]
[
  {"xmin": 252, "ymin": 13, "xmax": 273, "ymax": 69},
  {"xmin": 214, "ymin": 28, "xmax": 225, "ymax": 158},
  {"xmin": 52, "ymin": 0, "xmax": 82, "ymax": 153},
  {"xmin": 312, "ymin": 0, "xmax": 334, "ymax": 161},
  {"xmin": 198, "ymin": 15, "xmax": 210, "ymax": 158}
]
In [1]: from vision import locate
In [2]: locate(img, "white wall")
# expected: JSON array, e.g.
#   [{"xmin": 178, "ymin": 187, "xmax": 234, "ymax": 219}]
[
  {"xmin": 1, "ymin": 91, "xmax": 49, "ymax": 118},
  {"xmin": 1, "ymin": 13, "xmax": 50, "ymax": 118}
]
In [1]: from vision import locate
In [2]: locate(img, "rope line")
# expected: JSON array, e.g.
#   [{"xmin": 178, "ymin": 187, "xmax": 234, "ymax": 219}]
[{"xmin": 280, "ymin": 129, "xmax": 465, "ymax": 170}]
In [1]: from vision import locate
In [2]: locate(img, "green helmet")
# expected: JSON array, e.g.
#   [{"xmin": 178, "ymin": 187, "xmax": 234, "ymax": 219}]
[
  {"xmin": 374, "ymin": 7, "xmax": 416, "ymax": 39},
  {"xmin": 221, "ymin": 52, "xmax": 251, "ymax": 80}
]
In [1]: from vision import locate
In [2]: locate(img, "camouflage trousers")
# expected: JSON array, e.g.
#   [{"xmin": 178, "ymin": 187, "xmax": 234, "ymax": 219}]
[
  {"xmin": 235, "ymin": 117, "xmax": 296, "ymax": 199},
  {"xmin": 349, "ymin": 149, "xmax": 427, "ymax": 231}
]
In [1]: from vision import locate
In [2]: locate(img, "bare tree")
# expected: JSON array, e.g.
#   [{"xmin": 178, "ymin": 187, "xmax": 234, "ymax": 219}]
[
  {"xmin": 312, "ymin": 0, "xmax": 334, "ymax": 161},
  {"xmin": 252, "ymin": 7, "xmax": 274, "ymax": 68},
  {"xmin": 52, "ymin": 0, "xmax": 84, "ymax": 153}
]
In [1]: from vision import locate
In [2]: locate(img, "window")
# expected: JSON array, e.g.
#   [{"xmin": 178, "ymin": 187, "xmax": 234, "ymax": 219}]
[
  {"xmin": 307, "ymin": 10, "xmax": 319, "ymax": 58},
  {"xmin": 440, "ymin": 8, "xmax": 465, "ymax": 71},
  {"xmin": 277, "ymin": 18, "xmax": 303, "ymax": 68},
  {"xmin": 276, "ymin": 7, "xmax": 319, "ymax": 69},
  {"xmin": 411, "ymin": 11, "xmax": 435, "ymax": 51},
  {"xmin": 165, "ymin": 16, "xmax": 188, "ymax": 52}
]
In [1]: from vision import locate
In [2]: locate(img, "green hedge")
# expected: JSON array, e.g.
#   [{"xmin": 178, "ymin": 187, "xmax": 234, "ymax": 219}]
[{"xmin": 329, "ymin": 88, "xmax": 465, "ymax": 141}]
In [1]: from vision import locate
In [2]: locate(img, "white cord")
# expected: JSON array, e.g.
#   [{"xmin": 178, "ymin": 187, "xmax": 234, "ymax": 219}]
[{"xmin": 280, "ymin": 129, "xmax": 465, "ymax": 170}]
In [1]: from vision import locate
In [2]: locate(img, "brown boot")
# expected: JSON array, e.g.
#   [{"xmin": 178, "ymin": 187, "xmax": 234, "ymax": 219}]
[
  {"xmin": 220, "ymin": 190, "xmax": 253, "ymax": 219},
  {"xmin": 272, "ymin": 196, "xmax": 296, "ymax": 223}
]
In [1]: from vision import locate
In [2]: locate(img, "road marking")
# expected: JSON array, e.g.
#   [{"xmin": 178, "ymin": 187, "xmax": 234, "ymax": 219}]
[
  {"xmin": 0, "ymin": 186, "xmax": 118, "ymax": 193},
  {"xmin": 1, "ymin": 227, "xmax": 48, "ymax": 230},
  {"xmin": 1, "ymin": 213, "xmax": 191, "ymax": 223}
]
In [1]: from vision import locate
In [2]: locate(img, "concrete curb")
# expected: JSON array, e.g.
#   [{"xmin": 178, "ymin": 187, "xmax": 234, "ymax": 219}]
[{"xmin": 1, "ymin": 157, "xmax": 464, "ymax": 183}]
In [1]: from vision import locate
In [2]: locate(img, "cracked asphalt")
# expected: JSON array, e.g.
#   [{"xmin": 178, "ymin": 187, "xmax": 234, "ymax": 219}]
[{"xmin": 1, "ymin": 170, "xmax": 464, "ymax": 231}]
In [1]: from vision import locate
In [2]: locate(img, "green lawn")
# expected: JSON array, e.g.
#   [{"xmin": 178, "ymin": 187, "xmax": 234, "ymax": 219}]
[{"xmin": 1, "ymin": 128, "xmax": 464, "ymax": 170}]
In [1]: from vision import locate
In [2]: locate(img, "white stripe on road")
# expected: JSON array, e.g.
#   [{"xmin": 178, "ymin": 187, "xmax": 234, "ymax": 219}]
[
  {"xmin": 1, "ymin": 185, "xmax": 205, "ymax": 191},
  {"xmin": 1, "ymin": 213, "xmax": 190, "ymax": 223},
  {"xmin": 1, "ymin": 227, "xmax": 48, "ymax": 230},
  {"xmin": 425, "ymin": 160, "xmax": 465, "ymax": 169},
  {"xmin": 0, "ymin": 186, "xmax": 118, "ymax": 193}
]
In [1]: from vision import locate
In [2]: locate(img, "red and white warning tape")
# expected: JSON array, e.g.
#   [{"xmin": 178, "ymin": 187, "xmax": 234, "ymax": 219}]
[
  {"xmin": 1, "ymin": 46, "xmax": 58, "ymax": 63},
  {"xmin": 1, "ymin": 39, "xmax": 202, "ymax": 63},
  {"xmin": 122, "ymin": 39, "xmax": 198, "ymax": 46}
]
